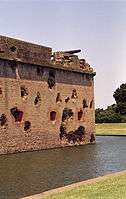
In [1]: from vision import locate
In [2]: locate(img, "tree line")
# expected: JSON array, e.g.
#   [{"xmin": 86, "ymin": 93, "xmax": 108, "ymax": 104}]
[{"xmin": 95, "ymin": 83, "xmax": 126, "ymax": 123}]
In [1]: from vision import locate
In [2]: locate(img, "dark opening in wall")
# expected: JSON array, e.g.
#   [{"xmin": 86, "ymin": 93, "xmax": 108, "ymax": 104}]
[
  {"xmin": 78, "ymin": 109, "xmax": 83, "ymax": 120},
  {"xmin": 65, "ymin": 97, "xmax": 70, "ymax": 103},
  {"xmin": 48, "ymin": 70, "xmax": 55, "ymax": 89},
  {"xmin": 10, "ymin": 46, "xmax": 17, "ymax": 52},
  {"xmin": 86, "ymin": 74, "xmax": 90, "ymax": 81},
  {"xmin": 37, "ymin": 66, "xmax": 44, "ymax": 76},
  {"xmin": 90, "ymin": 133, "xmax": 95, "ymax": 143},
  {"xmin": 83, "ymin": 99, "xmax": 88, "ymax": 108},
  {"xmin": 60, "ymin": 125, "xmax": 85, "ymax": 143},
  {"xmin": 50, "ymin": 111, "xmax": 56, "ymax": 121},
  {"xmin": 34, "ymin": 92, "xmax": 41, "ymax": 105},
  {"xmin": 86, "ymin": 74, "xmax": 92, "ymax": 86},
  {"xmin": 0, "ymin": 48, "xmax": 4, "ymax": 53},
  {"xmin": 62, "ymin": 108, "xmax": 74, "ymax": 122},
  {"xmin": 0, "ymin": 114, "xmax": 7, "ymax": 127},
  {"xmin": 90, "ymin": 100, "xmax": 93, "ymax": 108},
  {"xmin": 21, "ymin": 86, "xmax": 28, "ymax": 99},
  {"xmin": 0, "ymin": 88, "xmax": 2, "ymax": 95},
  {"xmin": 24, "ymin": 121, "xmax": 31, "ymax": 131},
  {"xmin": 10, "ymin": 107, "xmax": 23, "ymax": 122},
  {"xmin": 71, "ymin": 89, "xmax": 78, "ymax": 99},
  {"xmin": 9, "ymin": 60, "xmax": 17, "ymax": 73},
  {"xmin": 56, "ymin": 93, "xmax": 62, "ymax": 103}
]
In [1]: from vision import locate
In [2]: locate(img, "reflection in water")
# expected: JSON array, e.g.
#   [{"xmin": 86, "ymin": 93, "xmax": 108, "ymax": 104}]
[{"xmin": 0, "ymin": 136, "xmax": 126, "ymax": 199}]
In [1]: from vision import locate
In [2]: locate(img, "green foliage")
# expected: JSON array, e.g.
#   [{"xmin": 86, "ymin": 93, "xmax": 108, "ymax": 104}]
[
  {"xmin": 96, "ymin": 83, "xmax": 126, "ymax": 123},
  {"xmin": 95, "ymin": 107, "xmax": 121, "ymax": 123},
  {"xmin": 113, "ymin": 83, "xmax": 126, "ymax": 115}
]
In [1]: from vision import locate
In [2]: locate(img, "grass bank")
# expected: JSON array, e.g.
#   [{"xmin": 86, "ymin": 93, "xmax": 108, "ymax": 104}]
[
  {"xmin": 41, "ymin": 171, "xmax": 126, "ymax": 199},
  {"xmin": 96, "ymin": 123, "xmax": 126, "ymax": 136}
]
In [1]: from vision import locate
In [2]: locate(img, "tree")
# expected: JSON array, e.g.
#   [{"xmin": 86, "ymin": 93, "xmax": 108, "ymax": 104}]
[
  {"xmin": 113, "ymin": 83, "xmax": 126, "ymax": 115},
  {"xmin": 95, "ymin": 108, "xmax": 121, "ymax": 123}
]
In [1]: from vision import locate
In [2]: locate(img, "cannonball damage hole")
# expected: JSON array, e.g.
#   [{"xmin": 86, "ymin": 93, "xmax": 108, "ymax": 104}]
[
  {"xmin": 83, "ymin": 99, "xmax": 88, "ymax": 108},
  {"xmin": 24, "ymin": 121, "xmax": 31, "ymax": 131},
  {"xmin": 78, "ymin": 109, "xmax": 83, "ymax": 120},
  {"xmin": 37, "ymin": 66, "xmax": 44, "ymax": 76},
  {"xmin": 60, "ymin": 125, "xmax": 85, "ymax": 143},
  {"xmin": 90, "ymin": 133, "xmax": 95, "ymax": 143},
  {"xmin": 50, "ymin": 111, "xmax": 56, "ymax": 121},
  {"xmin": 56, "ymin": 93, "xmax": 62, "ymax": 103},
  {"xmin": 21, "ymin": 86, "xmax": 28, "ymax": 99},
  {"xmin": 0, "ymin": 114, "xmax": 7, "ymax": 127},
  {"xmin": 65, "ymin": 97, "xmax": 70, "ymax": 103},
  {"xmin": 71, "ymin": 89, "xmax": 78, "ymax": 99},
  {"xmin": 0, "ymin": 88, "xmax": 2, "ymax": 95},
  {"xmin": 48, "ymin": 70, "xmax": 55, "ymax": 89},
  {"xmin": 9, "ymin": 60, "xmax": 17, "ymax": 73},
  {"xmin": 62, "ymin": 108, "xmax": 74, "ymax": 122},
  {"xmin": 34, "ymin": 92, "xmax": 41, "ymax": 105},
  {"xmin": 10, "ymin": 46, "xmax": 17, "ymax": 52},
  {"xmin": 10, "ymin": 107, "xmax": 23, "ymax": 122}
]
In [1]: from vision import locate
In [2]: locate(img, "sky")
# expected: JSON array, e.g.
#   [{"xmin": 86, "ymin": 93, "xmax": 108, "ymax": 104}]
[{"xmin": 0, "ymin": 0, "xmax": 126, "ymax": 108}]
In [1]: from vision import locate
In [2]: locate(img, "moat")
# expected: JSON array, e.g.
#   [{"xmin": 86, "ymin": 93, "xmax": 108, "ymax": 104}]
[{"xmin": 0, "ymin": 136, "xmax": 126, "ymax": 199}]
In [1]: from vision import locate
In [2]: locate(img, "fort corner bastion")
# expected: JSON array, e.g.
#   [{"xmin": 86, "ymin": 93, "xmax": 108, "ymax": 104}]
[{"xmin": 0, "ymin": 35, "xmax": 96, "ymax": 154}]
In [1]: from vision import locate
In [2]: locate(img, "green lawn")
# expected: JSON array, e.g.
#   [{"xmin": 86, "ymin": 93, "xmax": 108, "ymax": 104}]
[
  {"xmin": 43, "ymin": 172, "xmax": 126, "ymax": 199},
  {"xmin": 96, "ymin": 123, "xmax": 126, "ymax": 135}
]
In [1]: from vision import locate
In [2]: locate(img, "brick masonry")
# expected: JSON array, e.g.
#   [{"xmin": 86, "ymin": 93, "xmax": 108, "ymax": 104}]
[{"xmin": 0, "ymin": 36, "xmax": 96, "ymax": 154}]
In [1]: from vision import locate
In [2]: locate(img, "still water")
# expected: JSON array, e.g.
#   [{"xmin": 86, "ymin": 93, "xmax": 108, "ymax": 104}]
[{"xmin": 0, "ymin": 136, "xmax": 126, "ymax": 199}]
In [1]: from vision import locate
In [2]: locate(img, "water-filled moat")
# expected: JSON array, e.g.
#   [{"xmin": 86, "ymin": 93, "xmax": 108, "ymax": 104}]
[{"xmin": 0, "ymin": 136, "xmax": 126, "ymax": 199}]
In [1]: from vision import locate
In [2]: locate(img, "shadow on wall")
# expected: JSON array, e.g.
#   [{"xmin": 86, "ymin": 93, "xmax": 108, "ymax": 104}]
[
  {"xmin": 59, "ymin": 108, "xmax": 85, "ymax": 144},
  {"xmin": 10, "ymin": 107, "xmax": 23, "ymax": 122},
  {"xmin": 0, "ymin": 60, "xmax": 92, "ymax": 86},
  {"xmin": 59, "ymin": 108, "xmax": 95, "ymax": 144}
]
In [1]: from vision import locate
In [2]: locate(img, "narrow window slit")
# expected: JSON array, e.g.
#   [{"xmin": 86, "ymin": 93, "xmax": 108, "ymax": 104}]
[
  {"xmin": 0, "ymin": 88, "xmax": 2, "ymax": 95},
  {"xmin": 50, "ymin": 111, "xmax": 56, "ymax": 121},
  {"xmin": 83, "ymin": 99, "xmax": 88, "ymax": 108},
  {"xmin": 78, "ymin": 109, "xmax": 83, "ymax": 120},
  {"xmin": 90, "ymin": 100, "xmax": 93, "ymax": 108},
  {"xmin": 34, "ymin": 92, "xmax": 41, "ymax": 105}
]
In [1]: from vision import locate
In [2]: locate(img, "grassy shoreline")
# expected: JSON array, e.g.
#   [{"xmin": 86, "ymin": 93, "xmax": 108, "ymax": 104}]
[
  {"xmin": 22, "ymin": 171, "xmax": 126, "ymax": 199},
  {"xmin": 43, "ymin": 171, "xmax": 126, "ymax": 199},
  {"xmin": 96, "ymin": 123, "xmax": 126, "ymax": 136}
]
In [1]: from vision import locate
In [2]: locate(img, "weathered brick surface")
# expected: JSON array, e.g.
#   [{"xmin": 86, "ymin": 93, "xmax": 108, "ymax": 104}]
[
  {"xmin": 0, "ymin": 36, "xmax": 95, "ymax": 154},
  {"xmin": 0, "ymin": 35, "xmax": 51, "ymax": 66}
]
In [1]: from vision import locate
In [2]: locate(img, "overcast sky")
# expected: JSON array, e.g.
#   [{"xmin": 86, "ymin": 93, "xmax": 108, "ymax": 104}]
[{"xmin": 0, "ymin": 0, "xmax": 126, "ymax": 108}]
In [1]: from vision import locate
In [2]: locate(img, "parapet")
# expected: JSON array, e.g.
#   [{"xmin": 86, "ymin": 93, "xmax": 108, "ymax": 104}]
[
  {"xmin": 0, "ymin": 36, "xmax": 95, "ymax": 75},
  {"xmin": 51, "ymin": 49, "xmax": 94, "ymax": 74},
  {"xmin": 0, "ymin": 35, "xmax": 52, "ymax": 66}
]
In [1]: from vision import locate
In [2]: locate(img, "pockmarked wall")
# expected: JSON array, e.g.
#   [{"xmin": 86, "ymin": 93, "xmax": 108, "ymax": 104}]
[{"xmin": 0, "ymin": 36, "xmax": 96, "ymax": 154}]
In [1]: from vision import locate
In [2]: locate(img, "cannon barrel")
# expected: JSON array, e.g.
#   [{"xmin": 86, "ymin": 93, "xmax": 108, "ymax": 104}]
[{"xmin": 63, "ymin": 49, "xmax": 81, "ymax": 54}]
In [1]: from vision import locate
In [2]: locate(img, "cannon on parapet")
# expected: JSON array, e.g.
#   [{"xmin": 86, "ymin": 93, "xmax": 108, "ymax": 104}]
[
  {"xmin": 52, "ymin": 50, "xmax": 80, "ymax": 66},
  {"xmin": 52, "ymin": 49, "xmax": 94, "ymax": 73},
  {"xmin": 63, "ymin": 49, "xmax": 81, "ymax": 54}
]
